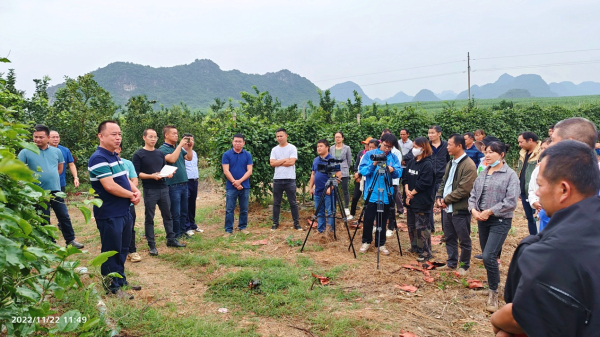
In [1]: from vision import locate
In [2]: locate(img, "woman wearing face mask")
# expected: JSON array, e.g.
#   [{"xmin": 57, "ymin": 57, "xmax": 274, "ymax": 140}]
[
  {"xmin": 468, "ymin": 141, "xmax": 519, "ymax": 313},
  {"xmin": 331, "ymin": 132, "xmax": 353, "ymax": 218},
  {"xmin": 402, "ymin": 137, "xmax": 435, "ymax": 261}
]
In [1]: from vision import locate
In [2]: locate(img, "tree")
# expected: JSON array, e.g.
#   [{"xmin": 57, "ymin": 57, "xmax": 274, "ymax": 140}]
[
  {"xmin": 23, "ymin": 76, "xmax": 52, "ymax": 125},
  {"xmin": 47, "ymin": 74, "xmax": 118, "ymax": 163},
  {"xmin": 318, "ymin": 89, "xmax": 335, "ymax": 113},
  {"xmin": 5, "ymin": 69, "xmax": 24, "ymax": 97}
]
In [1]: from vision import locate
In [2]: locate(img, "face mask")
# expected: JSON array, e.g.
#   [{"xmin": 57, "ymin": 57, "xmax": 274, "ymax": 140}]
[
  {"xmin": 412, "ymin": 148, "xmax": 423, "ymax": 157},
  {"xmin": 596, "ymin": 148, "xmax": 600, "ymax": 156},
  {"xmin": 489, "ymin": 159, "xmax": 501, "ymax": 167}
]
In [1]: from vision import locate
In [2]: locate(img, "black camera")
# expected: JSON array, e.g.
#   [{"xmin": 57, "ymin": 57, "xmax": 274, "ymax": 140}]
[
  {"xmin": 317, "ymin": 158, "xmax": 343, "ymax": 174},
  {"xmin": 370, "ymin": 153, "xmax": 387, "ymax": 161}
]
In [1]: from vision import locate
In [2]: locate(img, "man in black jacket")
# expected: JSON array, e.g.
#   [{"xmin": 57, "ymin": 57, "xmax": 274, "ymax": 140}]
[
  {"xmin": 428, "ymin": 125, "xmax": 451, "ymax": 232},
  {"xmin": 491, "ymin": 140, "xmax": 600, "ymax": 337}
]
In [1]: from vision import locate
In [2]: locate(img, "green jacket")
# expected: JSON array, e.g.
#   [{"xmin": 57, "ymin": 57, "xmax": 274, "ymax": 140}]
[
  {"xmin": 516, "ymin": 141, "xmax": 542, "ymax": 193},
  {"xmin": 436, "ymin": 154, "xmax": 478, "ymax": 212}
]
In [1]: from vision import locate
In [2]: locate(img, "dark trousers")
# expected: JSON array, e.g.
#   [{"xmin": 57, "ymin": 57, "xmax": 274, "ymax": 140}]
[
  {"xmin": 407, "ymin": 209, "xmax": 432, "ymax": 257},
  {"xmin": 350, "ymin": 180, "xmax": 362, "ymax": 216},
  {"xmin": 169, "ymin": 183, "xmax": 189, "ymax": 237},
  {"xmin": 429, "ymin": 182, "xmax": 443, "ymax": 232},
  {"xmin": 340, "ymin": 176, "xmax": 350, "ymax": 207},
  {"xmin": 442, "ymin": 210, "xmax": 472, "ymax": 269},
  {"xmin": 521, "ymin": 193, "xmax": 537, "ymax": 235},
  {"xmin": 96, "ymin": 213, "xmax": 132, "ymax": 292},
  {"xmin": 40, "ymin": 191, "xmax": 76, "ymax": 243},
  {"xmin": 478, "ymin": 217, "xmax": 512, "ymax": 291},
  {"xmin": 272, "ymin": 179, "xmax": 299, "ymax": 226},
  {"xmin": 129, "ymin": 205, "xmax": 136, "ymax": 253},
  {"xmin": 362, "ymin": 202, "xmax": 391, "ymax": 247},
  {"xmin": 143, "ymin": 187, "xmax": 175, "ymax": 246},
  {"xmin": 394, "ymin": 185, "xmax": 404, "ymax": 214},
  {"xmin": 186, "ymin": 179, "xmax": 199, "ymax": 230}
]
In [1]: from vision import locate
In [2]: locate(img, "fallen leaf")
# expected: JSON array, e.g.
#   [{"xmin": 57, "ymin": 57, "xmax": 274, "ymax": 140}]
[
  {"xmin": 402, "ymin": 264, "xmax": 424, "ymax": 272},
  {"xmin": 423, "ymin": 277, "xmax": 435, "ymax": 283},
  {"xmin": 422, "ymin": 270, "xmax": 431, "ymax": 277},
  {"xmin": 453, "ymin": 271, "xmax": 461, "ymax": 277},
  {"xmin": 395, "ymin": 284, "xmax": 418, "ymax": 292},
  {"xmin": 425, "ymin": 261, "xmax": 446, "ymax": 269},
  {"xmin": 251, "ymin": 239, "xmax": 269, "ymax": 246},
  {"xmin": 354, "ymin": 298, "xmax": 362, "ymax": 302},
  {"xmin": 431, "ymin": 235, "xmax": 442, "ymax": 245},
  {"xmin": 311, "ymin": 273, "xmax": 330, "ymax": 285},
  {"xmin": 399, "ymin": 329, "xmax": 419, "ymax": 337},
  {"xmin": 467, "ymin": 279, "xmax": 484, "ymax": 289}
]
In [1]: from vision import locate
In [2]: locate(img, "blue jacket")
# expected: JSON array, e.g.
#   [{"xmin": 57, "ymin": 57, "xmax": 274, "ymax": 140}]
[{"xmin": 359, "ymin": 149, "xmax": 402, "ymax": 204}]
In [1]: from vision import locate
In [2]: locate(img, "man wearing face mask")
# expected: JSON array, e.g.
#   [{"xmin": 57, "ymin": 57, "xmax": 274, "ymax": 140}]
[
  {"xmin": 436, "ymin": 134, "xmax": 477, "ymax": 275},
  {"xmin": 358, "ymin": 133, "xmax": 402, "ymax": 255}
]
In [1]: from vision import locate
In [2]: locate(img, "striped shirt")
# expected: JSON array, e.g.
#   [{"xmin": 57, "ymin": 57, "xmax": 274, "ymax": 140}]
[{"xmin": 88, "ymin": 146, "xmax": 131, "ymax": 219}]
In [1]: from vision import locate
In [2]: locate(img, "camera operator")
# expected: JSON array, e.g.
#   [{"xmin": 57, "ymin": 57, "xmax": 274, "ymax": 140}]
[
  {"xmin": 309, "ymin": 139, "xmax": 341, "ymax": 237},
  {"xmin": 357, "ymin": 133, "xmax": 402, "ymax": 255}
]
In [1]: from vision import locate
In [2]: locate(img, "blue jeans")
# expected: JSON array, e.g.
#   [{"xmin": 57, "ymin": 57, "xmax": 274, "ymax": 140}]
[
  {"xmin": 314, "ymin": 193, "xmax": 335, "ymax": 233},
  {"xmin": 478, "ymin": 216, "xmax": 512, "ymax": 291},
  {"xmin": 168, "ymin": 183, "xmax": 188, "ymax": 238},
  {"xmin": 521, "ymin": 193, "xmax": 537, "ymax": 235},
  {"xmin": 96, "ymin": 213, "xmax": 132, "ymax": 292},
  {"xmin": 225, "ymin": 188, "xmax": 250, "ymax": 233},
  {"xmin": 41, "ymin": 191, "xmax": 76, "ymax": 243}
]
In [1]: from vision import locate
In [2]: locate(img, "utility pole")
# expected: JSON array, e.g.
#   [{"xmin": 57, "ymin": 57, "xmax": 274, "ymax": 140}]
[{"xmin": 467, "ymin": 52, "xmax": 471, "ymax": 102}]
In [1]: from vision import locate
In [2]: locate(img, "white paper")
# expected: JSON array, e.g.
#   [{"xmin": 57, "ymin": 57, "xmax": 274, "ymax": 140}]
[{"xmin": 159, "ymin": 165, "xmax": 178, "ymax": 177}]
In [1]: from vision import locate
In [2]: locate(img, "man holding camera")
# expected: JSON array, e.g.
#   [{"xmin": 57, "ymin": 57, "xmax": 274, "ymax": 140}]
[
  {"xmin": 358, "ymin": 133, "xmax": 402, "ymax": 255},
  {"xmin": 309, "ymin": 139, "xmax": 341, "ymax": 235},
  {"xmin": 159, "ymin": 125, "xmax": 193, "ymax": 240}
]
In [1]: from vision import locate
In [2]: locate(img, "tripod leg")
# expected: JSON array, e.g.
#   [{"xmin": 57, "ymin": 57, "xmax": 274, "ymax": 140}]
[
  {"xmin": 300, "ymin": 188, "xmax": 328, "ymax": 253},
  {"xmin": 348, "ymin": 171, "xmax": 380, "ymax": 251},
  {"xmin": 376, "ymin": 203, "xmax": 382, "ymax": 270},
  {"xmin": 335, "ymin": 185, "xmax": 356, "ymax": 258},
  {"xmin": 395, "ymin": 227, "xmax": 403, "ymax": 256}
]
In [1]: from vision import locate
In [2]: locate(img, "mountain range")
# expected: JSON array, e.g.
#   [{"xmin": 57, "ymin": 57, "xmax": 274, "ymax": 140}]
[
  {"xmin": 47, "ymin": 59, "xmax": 600, "ymax": 109},
  {"xmin": 47, "ymin": 59, "xmax": 320, "ymax": 109}
]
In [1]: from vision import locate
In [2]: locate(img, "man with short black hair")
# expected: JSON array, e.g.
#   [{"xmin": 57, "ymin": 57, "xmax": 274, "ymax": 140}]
[
  {"xmin": 428, "ymin": 125, "xmax": 451, "ymax": 232},
  {"xmin": 270, "ymin": 128, "xmax": 302, "ymax": 231},
  {"xmin": 548, "ymin": 124, "xmax": 555, "ymax": 137},
  {"xmin": 464, "ymin": 132, "xmax": 484, "ymax": 168},
  {"xmin": 88, "ymin": 121, "xmax": 141, "ymax": 299},
  {"xmin": 222, "ymin": 133, "xmax": 253, "ymax": 235},
  {"xmin": 19, "ymin": 125, "xmax": 84, "ymax": 249},
  {"xmin": 517, "ymin": 131, "xmax": 542, "ymax": 235},
  {"xmin": 399, "ymin": 128, "xmax": 413, "ymax": 167},
  {"xmin": 436, "ymin": 134, "xmax": 477, "ymax": 275},
  {"xmin": 309, "ymin": 139, "xmax": 341, "ymax": 236},
  {"xmin": 49, "ymin": 130, "xmax": 79, "ymax": 191},
  {"xmin": 183, "ymin": 133, "xmax": 204, "ymax": 235},
  {"xmin": 133, "ymin": 129, "xmax": 185, "ymax": 257},
  {"xmin": 552, "ymin": 117, "xmax": 598, "ymax": 149},
  {"xmin": 159, "ymin": 125, "xmax": 193, "ymax": 240},
  {"xmin": 492, "ymin": 140, "xmax": 600, "ymax": 336}
]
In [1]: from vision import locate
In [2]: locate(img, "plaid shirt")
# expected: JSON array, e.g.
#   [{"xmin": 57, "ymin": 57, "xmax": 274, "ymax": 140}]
[{"xmin": 468, "ymin": 162, "xmax": 520, "ymax": 218}]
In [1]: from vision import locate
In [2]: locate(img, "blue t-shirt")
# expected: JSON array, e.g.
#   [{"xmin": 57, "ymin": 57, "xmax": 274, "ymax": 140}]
[
  {"xmin": 56, "ymin": 145, "xmax": 74, "ymax": 187},
  {"xmin": 222, "ymin": 148, "xmax": 253, "ymax": 190},
  {"xmin": 312, "ymin": 154, "xmax": 340, "ymax": 196},
  {"xmin": 88, "ymin": 147, "xmax": 132, "ymax": 219},
  {"xmin": 18, "ymin": 146, "xmax": 64, "ymax": 192},
  {"xmin": 465, "ymin": 144, "xmax": 485, "ymax": 168},
  {"xmin": 121, "ymin": 158, "xmax": 138, "ymax": 179}
]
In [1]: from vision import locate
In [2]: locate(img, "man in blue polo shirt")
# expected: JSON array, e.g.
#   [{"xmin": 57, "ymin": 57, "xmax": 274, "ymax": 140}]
[
  {"xmin": 159, "ymin": 125, "xmax": 193, "ymax": 240},
  {"xmin": 309, "ymin": 139, "xmax": 341, "ymax": 235},
  {"xmin": 49, "ymin": 130, "xmax": 80, "ymax": 191},
  {"xmin": 19, "ymin": 125, "xmax": 84, "ymax": 249},
  {"xmin": 464, "ymin": 132, "xmax": 485, "ymax": 168},
  {"xmin": 88, "ymin": 121, "xmax": 141, "ymax": 299},
  {"xmin": 222, "ymin": 133, "xmax": 253, "ymax": 235}
]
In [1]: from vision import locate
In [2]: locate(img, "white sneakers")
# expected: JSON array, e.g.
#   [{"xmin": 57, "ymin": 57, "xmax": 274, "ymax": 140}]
[
  {"xmin": 359, "ymin": 243, "xmax": 370, "ymax": 253},
  {"xmin": 194, "ymin": 228, "xmax": 204, "ymax": 233},
  {"xmin": 378, "ymin": 246, "xmax": 390, "ymax": 255},
  {"xmin": 386, "ymin": 229, "xmax": 393, "ymax": 237},
  {"xmin": 345, "ymin": 208, "xmax": 351, "ymax": 216},
  {"xmin": 186, "ymin": 230, "xmax": 195, "ymax": 236}
]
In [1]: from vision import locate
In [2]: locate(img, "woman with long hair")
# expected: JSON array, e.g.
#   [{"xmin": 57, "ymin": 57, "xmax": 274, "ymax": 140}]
[
  {"xmin": 331, "ymin": 132, "xmax": 353, "ymax": 217},
  {"xmin": 468, "ymin": 141, "xmax": 519, "ymax": 313},
  {"xmin": 403, "ymin": 137, "xmax": 435, "ymax": 261}
]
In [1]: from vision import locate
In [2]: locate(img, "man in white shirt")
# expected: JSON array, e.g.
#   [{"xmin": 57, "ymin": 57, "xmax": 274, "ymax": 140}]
[
  {"xmin": 399, "ymin": 128, "xmax": 413, "ymax": 168},
  {"xmin": 183, "ymin": 133, "xmax": 204, "ymax": 235},
  {"xmin": 270, "ymin": 128, "xmax": 302, "ymax": 231}
]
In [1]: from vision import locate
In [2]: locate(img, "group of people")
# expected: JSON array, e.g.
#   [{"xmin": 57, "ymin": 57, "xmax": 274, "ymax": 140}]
[{"xmin": 21, "ymin": 116, "xmax": 600, "ymax": 336}]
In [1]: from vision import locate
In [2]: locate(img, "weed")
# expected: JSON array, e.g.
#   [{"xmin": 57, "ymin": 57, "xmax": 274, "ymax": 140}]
[
  {"xmin": 462, "ymin": 321, "xmax": 477, "ymax": 332},
  {"xmin": 509, "ymin": 227, "xmax": 517, "ymax": 236},
  {"xmin": 286, "ymin": 235, "xmax": 303, "ymax": 247}
]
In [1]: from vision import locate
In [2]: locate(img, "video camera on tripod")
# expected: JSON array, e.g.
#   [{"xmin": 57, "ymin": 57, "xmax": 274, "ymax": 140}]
[
  {"xmin": 317, "ymin": 157, "xmax": 343, "ymax": 175},
  {"xmin": 370, "ymin": 153, "xmax": 388, "ymax": 162}
]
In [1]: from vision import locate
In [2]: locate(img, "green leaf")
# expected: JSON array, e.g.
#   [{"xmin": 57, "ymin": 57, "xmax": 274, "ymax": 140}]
[
  {"xmin": 81, "ymin": 317, "xmax": 100, "ymax": 331},
  {"xmin": 56, "ymin": 310, "xmax": 81, "ymax": 332},
  {"xmin": 0, "ymin": 188, "xmax": 6, "ymax": 203},
  {"xmin": 83, "ymin": 199, "xmax": 102, "ymax": 208},
  {"xmin": 54, "ymin": 286, "xmax": 65, "ymax": 300},
  {"xmin": 106, "ymin": 272, "xmax": 123, "ymax": 279},
  {"xmin": 55, "ymin": 268, "xmax": 74, "ymax": 288},
  {"xmin": 18, "ymin": 219, "xmax": 32, "ymax": 236},
  {"xmin": 88, "ymin": 188, "xmax": 95, "ymax": 195},
  {"xmin": 54, "ymin": 191, "xmax": 67, "ymax": 199},
  {"xmin": 66, "ymin": 244, "xmax": 82, "ymax": 256},
  {"xmin": 18, "ymin": 141, "xmax": 41, "ymax": 154},
  {"xmin": 0, "ymin": 57, "xmax": 10, "ymax": 63},
  {"xmin": 77, "ymin": 206, "xmax": 92, "ymax": 224},
  {"xmin": 90, "ymin": 251, "xmax": 118, "ymax": 267},
  {"xmin": 16, "ymin": 286, "xmax": 41, "ymax": 302}
]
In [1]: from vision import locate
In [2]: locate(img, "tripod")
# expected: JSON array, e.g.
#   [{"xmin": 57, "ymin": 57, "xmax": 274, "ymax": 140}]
[
  {"xmin": 348, "ymin": 162, "xmax": 403, "ymax": 269},
  {"xmin": 301, "ymin": 172, "xmax": 357, "ymax": 258}
]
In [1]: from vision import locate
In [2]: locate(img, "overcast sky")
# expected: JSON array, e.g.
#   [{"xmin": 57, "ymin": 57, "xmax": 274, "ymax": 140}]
[{"xmin": 2, "ymin": 0, "xmax": 599, "ymax": 99}]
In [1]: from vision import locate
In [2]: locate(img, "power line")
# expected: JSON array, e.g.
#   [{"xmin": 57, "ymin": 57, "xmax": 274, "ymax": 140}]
[
  {"xmin": 473, "ymin": 59, "xmax": 600, "ymax": 72},
  {"xmin": 313, "ymin": 60, "xmax": 465, "ymax": 82},
  {"xmin": 473, "ymin": 48, "xmax": 600, "ymax": 61}
]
